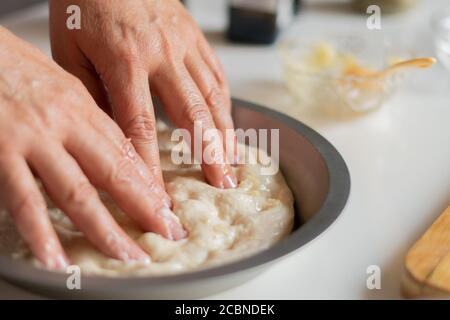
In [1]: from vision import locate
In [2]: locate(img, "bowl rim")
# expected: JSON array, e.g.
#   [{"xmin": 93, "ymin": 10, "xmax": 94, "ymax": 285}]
[{"xmin": 0, "ymin": 98, "xmax": 351, "ymax": 291}]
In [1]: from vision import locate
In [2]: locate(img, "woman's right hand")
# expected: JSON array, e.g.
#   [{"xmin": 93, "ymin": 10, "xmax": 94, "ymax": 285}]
[{"xmin": 0, "ymin": 27, "xmax": 186, "ymax": 270}]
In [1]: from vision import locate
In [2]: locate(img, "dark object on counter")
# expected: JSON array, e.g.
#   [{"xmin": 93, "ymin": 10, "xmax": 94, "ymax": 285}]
[
  {"xmin": 227, "ymin": 0, "xmax": 301, "ymax": 45},
  {"xmin": 293, "ymin": 0, "xmax": 302, "ymax": 14},
  {"xmin": 228, "ymin": 6, "xmax": 278, "ymax": 44}
]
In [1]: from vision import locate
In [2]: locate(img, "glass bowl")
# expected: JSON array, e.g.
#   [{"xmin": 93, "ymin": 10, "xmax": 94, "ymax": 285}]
[{"xmin": 278, "ymin": 35, "xmax": 407, "ymax": 114}]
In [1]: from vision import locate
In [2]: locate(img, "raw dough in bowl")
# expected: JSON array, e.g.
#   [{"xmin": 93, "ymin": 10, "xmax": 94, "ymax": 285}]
[{"xmin": 0, "ymin": 122, "xmax": 294, "ymax": 277}]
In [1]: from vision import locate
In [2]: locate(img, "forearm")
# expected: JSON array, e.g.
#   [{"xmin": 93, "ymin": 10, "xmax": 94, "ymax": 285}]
[{"xmin": 0, "ymin": 25, "xmax": 16, "ymax": 55}]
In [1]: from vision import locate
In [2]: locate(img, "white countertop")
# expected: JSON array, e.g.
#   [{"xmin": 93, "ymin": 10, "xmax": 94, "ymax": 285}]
[{"xmin": 0, "ymin": 0, "xmax": 449, "ymax": 299}]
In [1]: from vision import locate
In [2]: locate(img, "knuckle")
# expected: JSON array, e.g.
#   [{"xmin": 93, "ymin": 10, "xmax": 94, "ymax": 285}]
[
  {"xmin": 183, "ymin": 98, "xmax": 211, "ymax": 124},
  {"xmin": 65, "ymin": 180, "xmax": 98, "ymax": 207},
  {"xmin": 205, "ymin": 87, "xmax": 226, "ymax": 113},
  {"xmin": 188, "ymin": 107, "xmax": 211, "ymax": 124},
  {"xmin": 214, "ymin": 63, "xmax": 226, "ymax": 84},
  {"xmin": 42, "ymin": 81, "xmax": 89, "ymax": 119},
  {"xmin": 36, "ymin": 109, "xmax": 60, "ymax": 132},
  {"xmin": 39, "ymin": 87, "xmax": 64, "ymax": 111},
  {"xmin": 10, "ymin": 192, "xmax": 46, "ymax": 221},
  {"xmin": 125, "ymin": 113, "xmax": 157, "ymax": 144},
  {"xmin": 109, "ymin": 157, "xmax": 138, "ymax": 185},
  {"xmin": 146, "ymin": 177, "xmax": 160, "ymax": 194},
  {"xmin": 159, "ymin": 34, "xmax": 182, "ymax": 62},
  {"xmin": 100, "ymin": 51, "xmax": 143, "ymax": 85},
  {"xmin": 117, "ymin": 48, "xmax": 141, "ymax": 70},
  {"xmin": 119, "ymin": 138, "xmax": 138, "ymax": 163}
]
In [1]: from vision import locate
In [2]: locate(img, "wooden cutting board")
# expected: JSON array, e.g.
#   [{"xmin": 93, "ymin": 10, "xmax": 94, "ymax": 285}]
[{"xmin": 402, "ymin": 206, "xmax": 450, "ymax": 298}]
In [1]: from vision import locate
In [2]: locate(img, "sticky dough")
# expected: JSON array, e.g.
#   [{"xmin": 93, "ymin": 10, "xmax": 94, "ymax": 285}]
[{"xmin": 0, "ymin": 121, "xmax": 294, "ymax": 277}]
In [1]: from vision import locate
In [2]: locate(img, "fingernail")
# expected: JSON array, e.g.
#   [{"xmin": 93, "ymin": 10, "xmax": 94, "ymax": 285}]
[
  {"xmin": 131, "ymin": 245, "xmax": 151, "ymax": 264},
  {"xmin": 126, "ymin": 241, "xmax": 151, "ymax": 263},
  {"xmin": 46, "ymin": 254, "xmax": 69, "ymax": 271},
  {"xmin": 173, "ymin": 225, "xmax": 188, "ymax": 240},
  {"xmin": 158, "ymin": 206, "xmax": 188, "ymax": 241},
  {"xmin": 136, "ymin": 254, "xmax": 151, "ymax": 265},
  {"xmin": 117, "ymin": 251, "xmax": 130, "ymax": 262},
  {"xmin": 119, "ymin": 247, "xmax": 151, "ymax": 264},
  {"xmin": 223, "ymin": 173, "xmax": 237, "ymax": 189}
]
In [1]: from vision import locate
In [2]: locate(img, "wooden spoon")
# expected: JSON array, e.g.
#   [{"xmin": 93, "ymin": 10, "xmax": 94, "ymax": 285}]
[{"xmin": 347, "ymin": 57, "xmax": 436, "ymax": 79}]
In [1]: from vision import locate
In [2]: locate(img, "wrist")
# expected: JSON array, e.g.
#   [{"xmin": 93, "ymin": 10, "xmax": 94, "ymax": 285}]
[{"xmin": 0, "ymin": 26, "xmax": 18, "ymax": 60}]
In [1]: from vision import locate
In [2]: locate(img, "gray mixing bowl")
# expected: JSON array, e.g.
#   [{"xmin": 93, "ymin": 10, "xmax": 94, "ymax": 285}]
[{"xmin": 0, "ymin": 98, "xmax": 350, "ymax": 299}]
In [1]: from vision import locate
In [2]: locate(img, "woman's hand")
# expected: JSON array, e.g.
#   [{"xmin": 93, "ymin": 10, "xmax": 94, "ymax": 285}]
[
  {"xmin": 49, "ymin": 0, "xmax": 237, "ymax": 189},
  {"xmin": 0, "ymin": 27, "xmax": 185, "ymax": 270}
]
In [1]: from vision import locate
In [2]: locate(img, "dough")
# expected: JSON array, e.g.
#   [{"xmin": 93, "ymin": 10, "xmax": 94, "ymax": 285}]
[{"xmin": 0, "ymin": 122, "xmax": 294, "ymax": 277}]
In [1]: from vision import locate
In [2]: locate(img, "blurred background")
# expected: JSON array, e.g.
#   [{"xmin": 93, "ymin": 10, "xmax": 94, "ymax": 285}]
[{"xmin": 3, "ymin": 0, "xmax": 444, "ymax": 115}]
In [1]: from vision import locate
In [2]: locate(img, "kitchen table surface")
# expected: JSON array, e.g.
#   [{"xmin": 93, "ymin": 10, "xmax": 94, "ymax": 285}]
[{"xmin": 0, "ymin": 0, "xmax": 449, "ymax": 299}]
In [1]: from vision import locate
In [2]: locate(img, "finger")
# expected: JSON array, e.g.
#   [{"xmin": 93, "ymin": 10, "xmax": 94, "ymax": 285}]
[
  {"xmin": 185, "ymin": 50, "xmax": 238, "ymax": 165},
  {"xmin": 154, "ymin": 63, "xmax": 237, "ymax": 189},
  {"xmin": 64, "ymin": 120, "xmax": 186, "ymax": 240},
  {"xmin": 87, "ymin": 106, "xmax": 172, "ymax": 207},
  {"xmin": 0, "ymin": 155, "xmax": 69, "ymax": 270},
  {"xmin": 197, "ymin": 36, "xmax": 230, "ymax": 93},
  {"xmin": 196, "ymin": 39, "xmax": 237, "ymax": 164},
  {"xmin": 103, "ymin": 64, "xmax": 163, "ymax": 186},
  {"xmin": 28, "ymin": 143, "xmax": 150, "ymax": 262}
]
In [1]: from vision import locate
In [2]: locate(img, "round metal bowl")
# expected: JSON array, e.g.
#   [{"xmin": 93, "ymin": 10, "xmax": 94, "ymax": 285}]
[{"xmin": 0, "ymin": 98, "xmax": 350, "ymax": 299}]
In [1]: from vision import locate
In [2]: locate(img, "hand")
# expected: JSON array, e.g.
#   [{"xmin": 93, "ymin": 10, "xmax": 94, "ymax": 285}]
[
  {"xmin": 0, "ymin": 27, "xmax": 185, "ymax": 270},
  {"xmin": 49, "ymin": 0, "xmax": 237, "ymax": 189}
]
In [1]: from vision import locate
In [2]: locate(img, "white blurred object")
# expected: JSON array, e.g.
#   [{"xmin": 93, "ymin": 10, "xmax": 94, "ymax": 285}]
[
  {"xmin": 278, "ymin": 35, "xmax": 409, "ymax": 114},
  {"xmin": 431, "ymin": 6, "xmax": 450, "ymax": 70}
]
